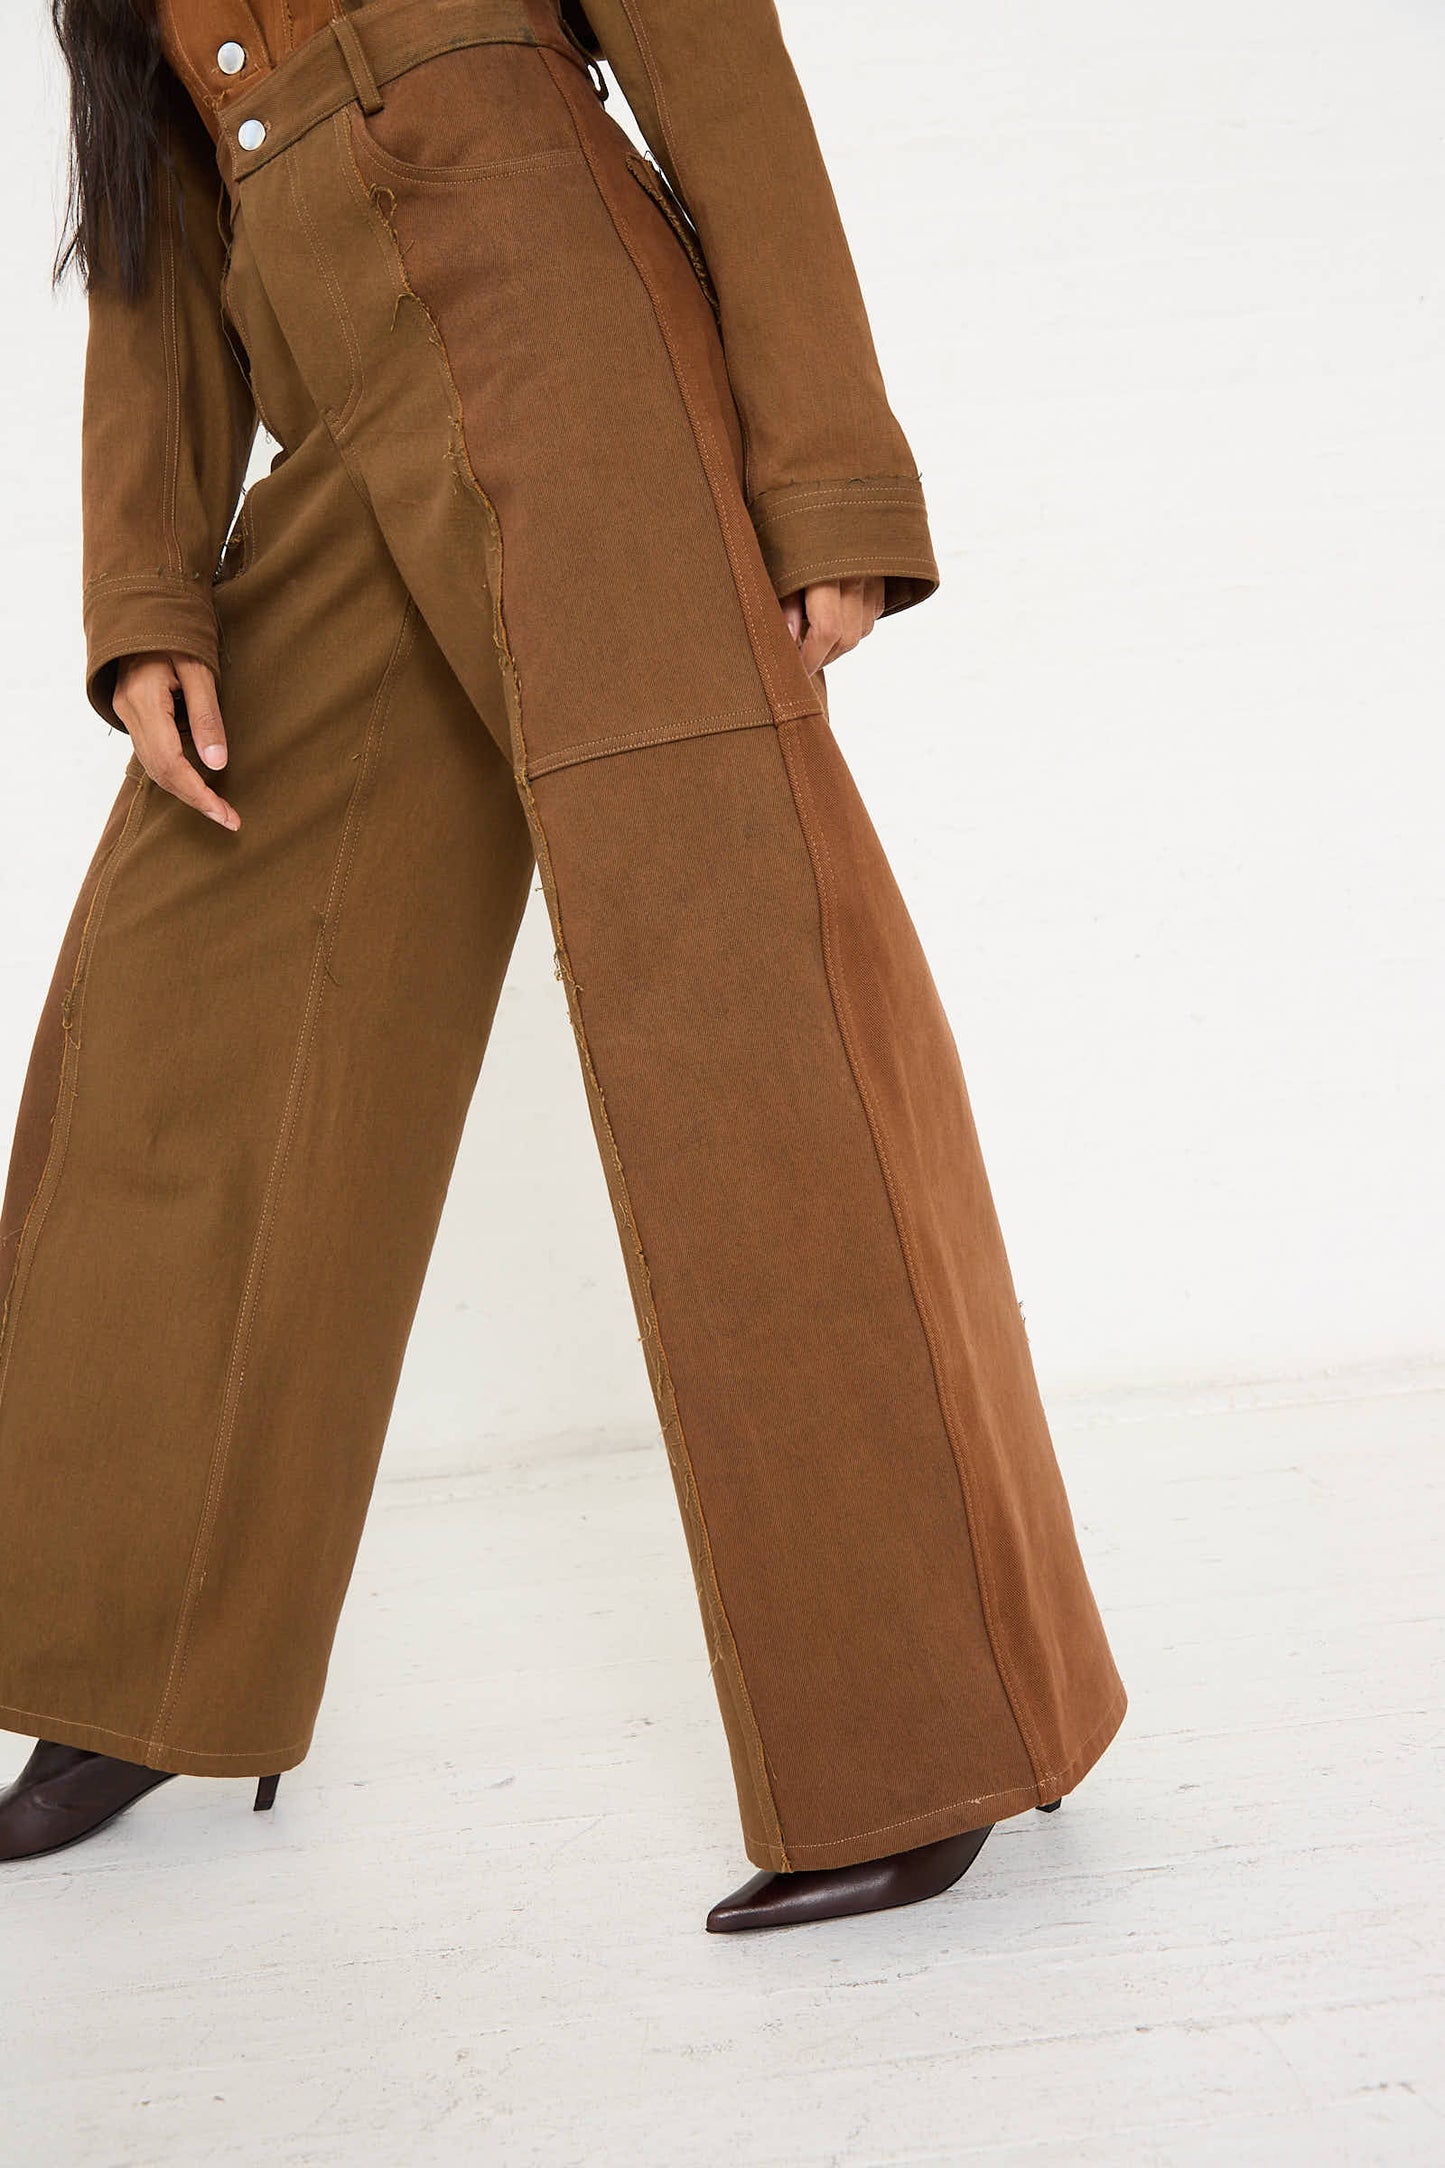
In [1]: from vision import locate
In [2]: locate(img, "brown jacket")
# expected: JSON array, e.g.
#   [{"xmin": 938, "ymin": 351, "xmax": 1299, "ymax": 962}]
[{"xmin": 81, "ymin": 0, "xmax": 939, "ymax": 722}]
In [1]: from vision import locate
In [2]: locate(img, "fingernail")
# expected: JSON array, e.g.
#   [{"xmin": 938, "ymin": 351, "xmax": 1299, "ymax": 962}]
[{"xmin": 201, "ymin": 744, "xmax": 226, "ymax": 770}]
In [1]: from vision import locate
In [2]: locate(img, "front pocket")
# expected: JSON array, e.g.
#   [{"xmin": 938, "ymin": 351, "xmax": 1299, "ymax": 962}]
[
  {"xmin": 347, "ymin": 42, "xmax": 578, "ymax": 181},
  {"xmin": 624, "ymin": 152, "xmax": 721, "ymax": 327}
]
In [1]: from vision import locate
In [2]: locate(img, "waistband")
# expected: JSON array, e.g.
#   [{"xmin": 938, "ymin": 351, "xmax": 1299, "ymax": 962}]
[{"xmin": 218, "ymin": 0, "xmax": 585, "ymax": 186}]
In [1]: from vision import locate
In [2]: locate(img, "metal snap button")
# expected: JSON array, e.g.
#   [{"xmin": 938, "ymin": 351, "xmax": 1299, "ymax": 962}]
[
  {"xmin": 217, "ymin": 40, "xmax": 247, "ymax": 76},
  {"xmin": 237, "ymin": 117, "xmax": 267, "ymax": 152}
]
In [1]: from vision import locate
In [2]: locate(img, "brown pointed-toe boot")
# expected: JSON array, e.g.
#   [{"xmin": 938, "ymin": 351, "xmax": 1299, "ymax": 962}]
[
  {"xmin": 0, "ymin": 1741, "xmax": 178, "ymax": 1861},
  {"xmin": 707, "ymin": 1822, "xmax": 995, "ymax": 1933},
  {"xmin": 0, "ymin": 1742, "xmax": 287, "ymax": 1861}
]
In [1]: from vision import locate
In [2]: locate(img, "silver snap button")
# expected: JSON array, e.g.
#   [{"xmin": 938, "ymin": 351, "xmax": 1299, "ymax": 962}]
[
  {"xmin": 217, "ymin": 40, "xmax": 247, "ymax": 76},
  {"xmin": 237, "ymin": 118, "xmax": 267, "ymax": 152}
]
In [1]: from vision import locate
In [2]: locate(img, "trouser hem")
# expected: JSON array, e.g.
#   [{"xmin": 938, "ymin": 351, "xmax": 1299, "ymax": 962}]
[
  {"xmin": 743, "ymin": 1682, "xmax": 1129, "ymax": 1872},
  {"xmin": 0, "ymin": 1703, "xmax": 310, "ymax": 1779}
]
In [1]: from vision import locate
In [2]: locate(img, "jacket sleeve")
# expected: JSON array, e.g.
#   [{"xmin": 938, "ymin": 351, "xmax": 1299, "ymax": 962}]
[
  {"xmin": 80, "ymin": 73, "xmax": 257, "ymax": 728},
  {"xmin": 572, "ymin": 0, "xmax": 940, "ymax": 614}
]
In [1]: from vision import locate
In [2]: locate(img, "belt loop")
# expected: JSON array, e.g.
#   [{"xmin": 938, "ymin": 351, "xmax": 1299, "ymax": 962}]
[{"xmin": 330, "ymin": 11, "xmax": 386, "ymax": 115}]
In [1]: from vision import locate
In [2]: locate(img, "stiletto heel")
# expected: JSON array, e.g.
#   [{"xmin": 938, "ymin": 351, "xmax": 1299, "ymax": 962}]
[{"xmin": 254, "ymin": 1774, "xmax": 281, "ymax": 1813}]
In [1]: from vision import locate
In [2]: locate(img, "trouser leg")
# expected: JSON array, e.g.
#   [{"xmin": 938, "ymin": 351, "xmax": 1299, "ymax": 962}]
[
  {"xmin": 0, "ymin": 410, "xmax": 533, "ymax": 1774},
  {"xmin": 241, "ymin": 50, "xmax": 1124, "ymax": 1871},
  {"xmin": 0, "ymin": 29, "xmax": 1125, "ymax": 1847}
]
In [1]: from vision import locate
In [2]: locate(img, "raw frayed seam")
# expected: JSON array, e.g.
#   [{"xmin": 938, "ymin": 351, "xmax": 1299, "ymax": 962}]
[{"xmin": 350, "ymin": 176, "xmax": 484, "ymax": 515}]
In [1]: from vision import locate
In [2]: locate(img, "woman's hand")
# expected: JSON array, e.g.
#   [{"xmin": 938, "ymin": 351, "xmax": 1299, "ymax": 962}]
[
  {"xmin": 782, "ymin": 575, "xmax": 886, "ymax": 677},
  {"xmin": 113, "ymin": 653, "xmax": 239, "ymax": 832}
]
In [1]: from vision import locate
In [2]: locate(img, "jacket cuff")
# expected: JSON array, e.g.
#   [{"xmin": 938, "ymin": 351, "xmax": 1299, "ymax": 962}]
[
  {"xmin": 747, "ymin": 475, "xmax": 941, "ymax": 618},
  {"xmin": 83, "ymin": 574, "xmax": 221, "ymax": 729}
]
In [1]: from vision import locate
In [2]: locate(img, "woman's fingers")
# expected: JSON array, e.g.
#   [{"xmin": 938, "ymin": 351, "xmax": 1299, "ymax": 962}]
[
  {"xmin": 149, "ymin": 741, "xmax": 242, "ymax": 832},
  {"xmin": 797, "ymin": 583, "xmax": 840, "ymax": 675},
  {"xmin": 793, "ymin": 577, "xmax": 887, "ymax": 675},
  {"xmin": 834, "ymin": 582, "xmax": 866, "ymax": 662},
  {"xmin": 174, "ymin": 655, "xmax": 228, "ymax": 771},
  {"xmin": 114, "ymin": 653, "xmax": 240, "ymax": 832}
]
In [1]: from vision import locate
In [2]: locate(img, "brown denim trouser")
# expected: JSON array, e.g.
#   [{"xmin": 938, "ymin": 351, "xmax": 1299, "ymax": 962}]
[{"xmin": 0, "ymin": 13, "xmax": 1125, "ymax": 1871}]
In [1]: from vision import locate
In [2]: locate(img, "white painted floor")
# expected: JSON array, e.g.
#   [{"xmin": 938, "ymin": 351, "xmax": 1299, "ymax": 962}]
[{"xmin": 2, "ymin": 1372, "xmax": 1441, "ymax": 2164}]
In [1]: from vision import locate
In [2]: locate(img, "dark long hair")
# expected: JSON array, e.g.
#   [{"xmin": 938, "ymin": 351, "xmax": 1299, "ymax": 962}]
[{"xmin": 52, "ymin": 0, "xmax": 166, "ymax": 298}]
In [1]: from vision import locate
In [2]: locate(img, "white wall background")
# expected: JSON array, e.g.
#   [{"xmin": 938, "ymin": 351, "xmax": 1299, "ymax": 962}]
[{"xmin": 0, "ymin": 0, "xmax": 1440, "ymax": 1471}]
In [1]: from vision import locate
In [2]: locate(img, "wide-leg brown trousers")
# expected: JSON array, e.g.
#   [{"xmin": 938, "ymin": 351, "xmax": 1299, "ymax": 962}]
[{"xmin": 0, "ymin": 19, "xmax": 1125, "ymax": 1870}]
